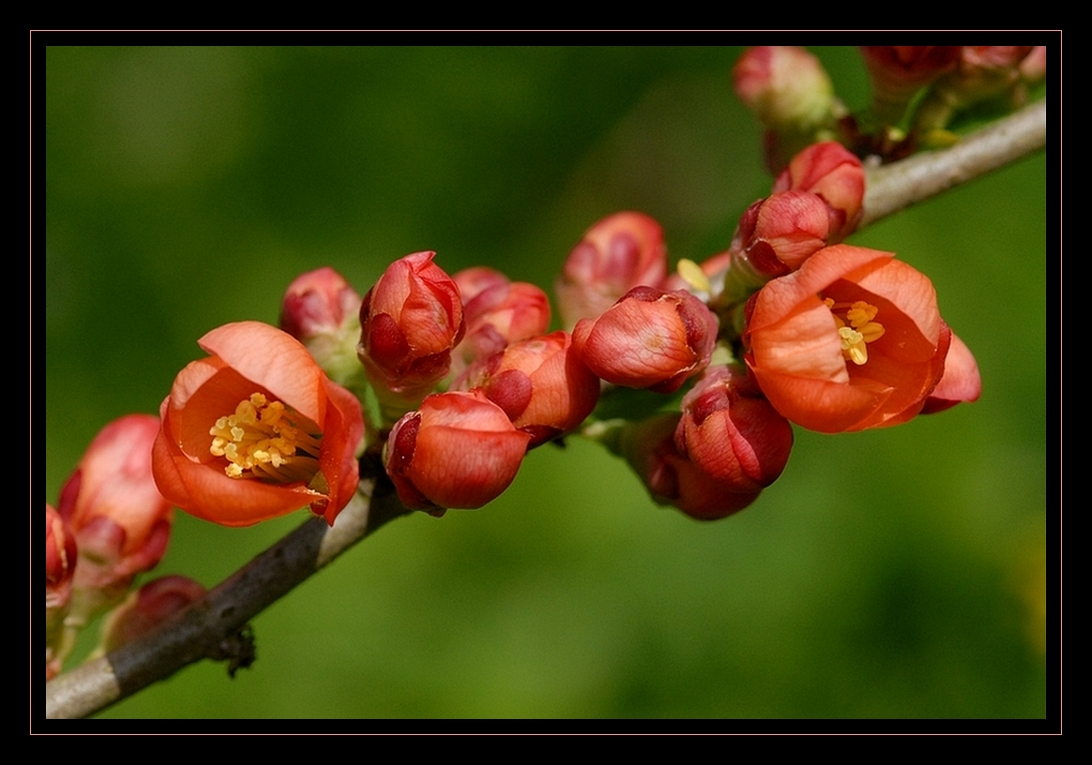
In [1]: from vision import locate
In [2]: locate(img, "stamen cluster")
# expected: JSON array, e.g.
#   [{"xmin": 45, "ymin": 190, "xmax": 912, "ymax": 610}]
[{"xmin": 209, "ymin": 392, "xmax": 322, "ymax": 482}]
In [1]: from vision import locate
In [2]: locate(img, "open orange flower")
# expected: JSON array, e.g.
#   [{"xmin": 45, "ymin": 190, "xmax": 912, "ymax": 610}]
[
  {"xmin": 743, "ymin": 244, "xmax": 952, "ymax": 433},
  {"xmin": 153, "ymin": 321, "xmax": 364, "ymax": 527}
]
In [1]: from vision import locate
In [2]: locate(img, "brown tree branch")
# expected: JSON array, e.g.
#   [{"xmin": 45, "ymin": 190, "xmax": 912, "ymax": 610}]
[
  {"xmin": 45, "ymin": 478, "xmax": 410, "ymax": 720},
  {"xmin": 43, "ymin": 97, "xmax": 1047, "ymax": 722},
  {"xmin": 860, "ymin": 99, "xmax": 1047, "ymax": 228}
]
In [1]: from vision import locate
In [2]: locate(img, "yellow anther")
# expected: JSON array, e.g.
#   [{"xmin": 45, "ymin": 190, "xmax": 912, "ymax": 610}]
[
  {"xmin": 839, "ymin": 326, "xmax": 869, "ymax": 365},
  {"xmin": 208, "ymin": 392, "xmax": 322, "ymax": 482},
  {"xmin": 677, "ymin": 258, "xmax": 711, "ymax": 294},
  {"xmin": 826, "ymin": 298, "xmax": 884, "ymax": 366},
  {"xmin": 845, "ymin": 301, "xmax": 878, "ymax": 327}
]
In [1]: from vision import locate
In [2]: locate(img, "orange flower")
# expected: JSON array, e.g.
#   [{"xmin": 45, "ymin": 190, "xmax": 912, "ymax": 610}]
[
  {"xmin": 743, "ymin": 244, "xmax": 951, "ymax": 433},
  {"xmin": 153, "ymin": 321, "xmax": 364, "ymax": 527}
]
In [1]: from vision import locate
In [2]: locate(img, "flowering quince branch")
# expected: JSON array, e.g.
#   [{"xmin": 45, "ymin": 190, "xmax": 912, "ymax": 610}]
[{"xmin": 43, "ymin": 47, "xmax": 1047, "ymax": 719}]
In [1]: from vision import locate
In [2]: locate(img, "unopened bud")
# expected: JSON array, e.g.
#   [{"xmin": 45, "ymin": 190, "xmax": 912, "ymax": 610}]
[
  {"xmin": 459, "ymin": 331, "xmax": 600, "ymax": 448},
  {"xmin": 58, "ymin": 415, "xmax": 173, "ymax": 625},
  {"xmin": 572, "ymin": 287, "xmax": 718, "ymax": 394},
  {"xmin": 555, "ymin": 212, "xmax": 667, "ymax": 329},
  {"xmin": 619, "ymin": 413, "xmax": 763, "ymax": 521},
  {"xmin": 280, "ymin": 267, "xmax": 366, "ymax": 391},
  {"xmin": 358, "ymin": 251, "xmax": 465, "ymax": 413},
  {"xmin": 385, "ymin": 391, "xmax": 531, "ymax": 512},
  {"xmin": 772, "ymin": 142, "xmax": 865, "ymax": 241},
  {"xmin": 675, "ymin": 365, "xmax": 793, "ymax": 492}
]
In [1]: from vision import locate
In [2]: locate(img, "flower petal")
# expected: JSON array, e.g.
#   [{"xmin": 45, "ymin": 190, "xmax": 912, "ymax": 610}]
[{"xmin": 199, "ymin": 321, "xmax": 325, "ymax": 425}]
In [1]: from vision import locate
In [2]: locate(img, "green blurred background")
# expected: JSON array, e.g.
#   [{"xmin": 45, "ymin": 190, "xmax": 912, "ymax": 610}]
[{"xmin": 45, "ymin": 46, "xmax": 1047, "ymax": 719}]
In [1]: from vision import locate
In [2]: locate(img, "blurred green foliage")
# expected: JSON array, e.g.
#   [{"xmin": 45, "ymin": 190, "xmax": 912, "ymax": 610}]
[{"xmin": 45, "ymin": 46, "xmax": 1047, "ymax": 719}]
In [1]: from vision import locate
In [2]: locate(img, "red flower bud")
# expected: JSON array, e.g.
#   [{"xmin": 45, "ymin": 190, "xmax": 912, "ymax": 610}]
[
  {"xmin": 58, "ymin": 415, "xmax": 173, "ymax": 610},
  {"xmin": 733, "ymin": 46, "xmax": 838, "ymax": 173},
  {"xmin": 772, "ymin": 142, "xmax": 865, "ymax": 241},
  {"xmin": 859, "ymin": 46, "xmax": 961, "ymax": 123},
  {"xmin": 459, "ymin": 331, "xmax": 601, "ymax": 448},
  {"xmin": 620, "ymin": 414, "xmax": 763, "ymax": 521},
  {"xmin": 736, "ymin": 190, "xmax": 831, "ymax": 278},
  {"xmin": 743, "ymin": 244, "xmax": 952, "ymax": 433},
  {"xmin": 452, "ymin": 266, "xmax": 510, "ymax": 305},
  {"xmin": 358, "ymin": 251, "xmax": 465, "ymax": 405},
  {"xmin": 280, "ymin": 267, "xmax": 366, "ymax": 390},
  {"xmin": 918, "ymin": 47, "xmax": 1038, "ymax": 130},
  {"xmin": 454, "ymin": 278, "xmax": 551, "ymax": 375},
  {"xmin": 153, "ymin": 321, "xmax": 364, "ymax": 527},
  {"xmin": 572, "ymin": 286, "xmax": 718, "ymax": 394},
  {"xmin": 733, "ymin": 46, "xmax": 834, "ymax": 131},
  {"xmin": 385, "ymin": 391, "xmax": 531, "ymax": 511},
  {"xmin": 555, "ymin": 212, "xmax": 667, "ymax": 328},
  {"xmin": 675, "ymin": 365, "xmax": 793, "ymax": 492},
  {"xmin": 280, "ymin": 266, "xmax": 362, "ymax": 343}
]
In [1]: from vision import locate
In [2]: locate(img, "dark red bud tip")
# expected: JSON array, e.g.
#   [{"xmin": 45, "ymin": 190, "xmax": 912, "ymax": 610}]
[
  {"xmin": 367, "ymin": 313, "xmax": 410, "ymax": 368},
  {"xmin": 388, "ymin": 413, "xmax": 420, "ymax": 475},
  {"xmin": 621, "ymin": 285, "xmax": 664, "ymax": 303}
]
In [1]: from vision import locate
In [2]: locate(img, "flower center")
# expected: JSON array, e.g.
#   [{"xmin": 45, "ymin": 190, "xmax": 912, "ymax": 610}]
[
  {"xmin": 825, "ymin": 298, "xmax": 885, "ymax": 365},
  {"xmin": 209, "ymin": 392, "xmax": 322, "ymax": 482}
]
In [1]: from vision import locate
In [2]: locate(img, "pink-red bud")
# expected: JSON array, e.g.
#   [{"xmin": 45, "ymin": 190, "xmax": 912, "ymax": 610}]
[
  {"xmin": 572, "ymin": 287, "xmax": 718, "ymax": 394},
  {"xmin": 733, "ymin": 46, "xmax": 834, "ymax": 131},
  {"xmin": 736, "ymin": 191, "xmax": 831, "ymax": 278},
  {"xmin": 620, "ymin": 413, "xmax": 763, "ymax": 521},
  {"xmin": 280, "ymin": 266, "xmax": 362, "ymax": 343},
  {"xmin": 772, "ymin": 142, "xmax": 865, "ymax": 241},
  {"xmin": 555, "ymin": 212, "xmax": 667, "ymax": 328},
  {"xmin": 675, "ymin": 365, "xmax": 793, "ymax": 492},
  {"xmin": 358, "ymin": 251, "xmax": 465, "ymax": 405},
  {"xmin": 859, "ymin": 46, "xmax": 961, "ymax": 123},
  {"xmin": 454, "ymin": 278, "xmax": 551, "ymax": 376},
  {"xmin": 59, "ymin": 415, "xmax": 173, "ymax": 609},
  {"xmin": 733, "ymin": 46, "xmax": 838, "ymax": 173},
  {"xmin": 385, "ymin": 391, "xmax": 531, "ymax": 512},
  {"xmin": 459, "ymin": 331, "xmax": 600, "ymax": 448}
]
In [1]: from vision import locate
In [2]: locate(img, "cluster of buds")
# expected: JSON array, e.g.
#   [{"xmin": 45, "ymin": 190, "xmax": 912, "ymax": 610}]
[
  {"xmin": 570, "ymin": 134, "xmax": 978, "ymax": 518},
  {"xmin": 734, "ymin": 46, "xmax": 1046, "ymax": 168},
  {"xmin": 137, "ymin": 135, "xmax": 979, "ymax": 528},
  {"xmin": 358, "ymin": 253, "xmax": 602, "ymax": 515}
]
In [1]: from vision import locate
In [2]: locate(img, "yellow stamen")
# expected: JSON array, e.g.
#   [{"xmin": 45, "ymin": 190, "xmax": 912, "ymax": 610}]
[
  {"xmin": 209, "ymin": 392, "xmax": 323, "ymax": 482},
  {"xmin": 825, "ymin": 298, "xmax": 885, "ymax": 366},
  {"xmin": 677, "ymin": 258, "xmax": 711, "ymax": 294}
]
